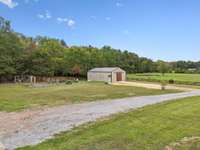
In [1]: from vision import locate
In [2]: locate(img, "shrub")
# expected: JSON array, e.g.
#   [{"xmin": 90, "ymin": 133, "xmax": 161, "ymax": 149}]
[
  {"xmin": 169, "ymin": 79, "xmax": 175, "ymax": 84},
  {"xmin": 73, "ymin": 80, "xmax": 79, "ymax": 83},
  {"xmin": 65, "ymin": 80, "xmax": 73, "ymax": 85}
]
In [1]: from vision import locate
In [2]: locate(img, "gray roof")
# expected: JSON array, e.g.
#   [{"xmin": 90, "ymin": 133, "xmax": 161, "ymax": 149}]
[{"xmin": 89, "ymin": 67, "xmax": 121, "ymax": 73}]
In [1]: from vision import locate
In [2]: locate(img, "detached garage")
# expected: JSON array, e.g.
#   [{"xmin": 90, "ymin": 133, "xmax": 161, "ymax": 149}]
[{"xmin": 87, "ymin": 67, "xmax": 126, "ymax": 83}]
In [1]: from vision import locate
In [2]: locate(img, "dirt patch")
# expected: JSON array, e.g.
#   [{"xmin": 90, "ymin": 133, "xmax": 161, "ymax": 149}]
[
  {"xmin": 164, "ymin": 136, "xmax": 200, "ymax": 150},
  {"xmin": 112, "ymin": 81, "xmax": 195, "ymax": 91}
]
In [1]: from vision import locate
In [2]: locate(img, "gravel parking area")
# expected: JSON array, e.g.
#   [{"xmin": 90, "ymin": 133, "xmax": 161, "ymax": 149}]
[{"xmin": 1, "ymin": 90, "xmax": 200, "ymax": 150}]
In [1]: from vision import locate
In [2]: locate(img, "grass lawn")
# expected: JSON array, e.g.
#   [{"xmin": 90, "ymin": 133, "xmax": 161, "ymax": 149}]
[
  {"xmin": 18, "ymin": 96, "xmax": 200, "ymax": 150},
  {"xmin": 128, "ymin": 73, "xmax": 200, "ymax": 85},
  {"xmin": 0, "ymin": 82, "xmax": 178, "ymax": 112}
]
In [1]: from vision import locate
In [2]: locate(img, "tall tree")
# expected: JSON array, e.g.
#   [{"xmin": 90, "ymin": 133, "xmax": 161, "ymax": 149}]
[
  {"xmin": 156, "ymin": 60, "xmax": 170, "ymax": 75},
  {"xmin": 0, "ymin": 17, "xmax": 23, "ymax": 80},
  {"xmin": 0, "ymin": 16, "xmax": 11, "ymax": 32}
]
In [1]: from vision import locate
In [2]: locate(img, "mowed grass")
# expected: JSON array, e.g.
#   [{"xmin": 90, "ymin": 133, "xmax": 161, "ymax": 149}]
[
  {"xmin": 0, "ymin": 82, "xmax": 177, "ymax": 112},
  {"xmin": 18, "ymin": 96, "xmax": 200, "ymax": 150},
  {"xmin": 128, "ymin": 73, "xmax": 200, "ymax": 85}
]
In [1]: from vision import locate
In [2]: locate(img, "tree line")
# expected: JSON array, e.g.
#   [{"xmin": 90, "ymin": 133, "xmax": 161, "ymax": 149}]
[{"xmin": 0, "ymin": 16, "xmax": 200, "ymax": 81}]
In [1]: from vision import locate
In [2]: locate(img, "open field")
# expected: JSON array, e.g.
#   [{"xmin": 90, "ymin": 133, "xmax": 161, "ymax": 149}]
[
  {"xmin": 18, "ymin": 96, "xmax": 200, "ymax": 150},
  {"xmin": 0, "ymin": 82, "xmax": 178, "ymax": 112},
  {"xmin": 128, "ymin": 73, "xmax": 200, "ymax": 85}
]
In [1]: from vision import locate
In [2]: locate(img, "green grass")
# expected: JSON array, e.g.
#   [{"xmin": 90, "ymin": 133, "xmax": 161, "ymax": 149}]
[
  {"xmin": 0, "ymin": 82, "xmax": 177, "ymax": 112},
  {"xmin": 128, "ymin": 73, "xmax": 200, "ymax": 85},
  {"xmin": 18, "ymin": 96, "xmax": 200, "ymax": 150}
]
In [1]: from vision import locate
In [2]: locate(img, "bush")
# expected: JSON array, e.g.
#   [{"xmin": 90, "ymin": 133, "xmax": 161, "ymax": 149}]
[
  {"xmin": 169, "ymin": 79, "xmax": 175, "ymax": 84},
  {"xmin": 65, "ymin": 80, "xmax": 79, "ymax": 85},
  {"xmin": 65, "ymin": 80, "xmax": 73, "ymax": 85},
  {"xmin": 73, "ymin": 80, "xmax": 79, "ymax": 83}
]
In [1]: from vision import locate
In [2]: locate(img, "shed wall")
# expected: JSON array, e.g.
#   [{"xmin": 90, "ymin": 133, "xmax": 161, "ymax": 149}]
[{"xmin": 87, "ymin": 72, "xmax": 112, "ymax": 83}]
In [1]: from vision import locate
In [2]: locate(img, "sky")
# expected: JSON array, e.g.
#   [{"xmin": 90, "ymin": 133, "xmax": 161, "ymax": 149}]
[{"xmin": 0, "ymin": 0, "xmax": 200, "ymax": 61}]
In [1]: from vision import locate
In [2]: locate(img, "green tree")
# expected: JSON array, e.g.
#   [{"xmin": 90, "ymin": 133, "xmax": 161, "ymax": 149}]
[
  {"xmin": 31, "ymin": 37, "xmax": 65, "ymax": 76},
  {"xmin": 156, "ymin": 60, "xmax": 170, "ymax": 75},
  {"xmin": 0, "ymin": 16, "xmax": 11, "ymax": 32},
  {"xmin": 0, "ymin": 30, "xmax": 23, "ymax": 79}
]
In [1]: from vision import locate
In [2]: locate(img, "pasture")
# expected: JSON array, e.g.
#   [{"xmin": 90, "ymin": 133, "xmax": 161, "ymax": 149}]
[
  {"xmin": 128, "ymin": 73, "xmax": 200, "ymax": 85},
  {"xmin": 18, "ymin": 96, "xmax": 200, "ymax": 150},
  {"xmin": 0, "ymin": 82, "xmax": 177, "ymax": 112}
]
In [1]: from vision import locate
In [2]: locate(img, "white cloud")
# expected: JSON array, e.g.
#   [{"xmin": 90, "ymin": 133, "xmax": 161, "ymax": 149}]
[
  {"xmin": 37, "ymin": 11, "xmax": 75, "ymax": 29},
  {"xmin": 67, "ymin": 19, "xmax": 75, "ymax": 27},
  {"xmin": 45, "ymin": 11, "xmax": 51, "ymax": 19},
  {"xmin": 116, "ymin": 2, "xmax": 123, "ymax": 7},
  {"xmin": 37, "ymin": 10, "xmax": 52, "ymax": 20},
  {"xmin": 57, "ymin": 17, "xmax": 75, "ymax": 28},
  {"xmin": 0, "ymin": 0, "xmax": 18, "ymax": 8},
  {"xmin": 57, "ymin": 17, "xmax": 68, "ymax": 23},
  {"xmin": 37, "ymin": 14, "xmax": 44, "ymax": 19}
]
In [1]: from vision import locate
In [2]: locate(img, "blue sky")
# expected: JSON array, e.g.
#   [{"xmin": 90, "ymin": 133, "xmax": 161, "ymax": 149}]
[{"xmin": 0, "ymin": 0, "xmax": 200, "ymax": 61}]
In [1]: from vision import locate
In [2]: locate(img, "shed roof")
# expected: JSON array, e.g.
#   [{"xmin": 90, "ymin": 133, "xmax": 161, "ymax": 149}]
[{"xmin": 89, "ymin": 67, "xmax": 122, "ymax": 73}]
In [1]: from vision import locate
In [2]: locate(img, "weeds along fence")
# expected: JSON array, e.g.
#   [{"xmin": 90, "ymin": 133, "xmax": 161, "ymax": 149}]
[
  {"xmin": 36, "ymin": 76, "xmax": 77, "ymax": 83},
  {"xmin": 0, "ymin": 75, "xmax": 79, "ymax": 84}
]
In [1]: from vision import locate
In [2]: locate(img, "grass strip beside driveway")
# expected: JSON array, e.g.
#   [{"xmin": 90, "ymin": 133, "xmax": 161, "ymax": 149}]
[{"xmin": 18, "ymin": 96, "xmax": 200, "ymax": 150}]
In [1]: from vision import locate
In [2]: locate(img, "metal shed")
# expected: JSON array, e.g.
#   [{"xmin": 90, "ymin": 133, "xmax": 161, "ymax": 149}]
[{"xmin": 87, "ymin": 67, "xmax": 126, "ymax": 83}]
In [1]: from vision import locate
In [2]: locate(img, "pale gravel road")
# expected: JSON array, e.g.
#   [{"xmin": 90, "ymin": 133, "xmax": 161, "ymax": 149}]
[{"xmin": 1, "ymin": 90, "xmax": 200, "ymax": 150}]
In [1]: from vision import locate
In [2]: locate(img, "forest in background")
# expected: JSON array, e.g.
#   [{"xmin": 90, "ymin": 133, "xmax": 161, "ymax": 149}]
[{"xmin": 1, "ymin": 16, "xmax": 200, "ymax": 81}]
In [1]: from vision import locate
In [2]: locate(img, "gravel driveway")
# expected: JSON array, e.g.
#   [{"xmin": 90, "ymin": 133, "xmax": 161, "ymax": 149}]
[{"xmin": 1, "ymin": 90, "xmax": 200, "ymax": 150}]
